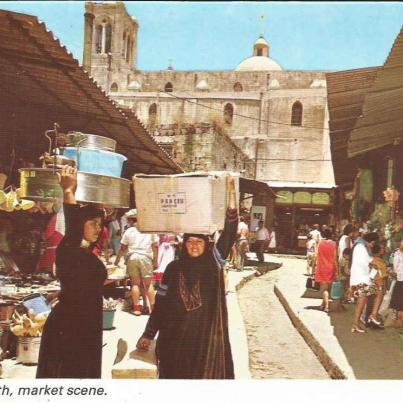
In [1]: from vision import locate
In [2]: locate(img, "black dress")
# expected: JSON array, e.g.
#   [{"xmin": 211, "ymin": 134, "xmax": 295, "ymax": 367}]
[
  {"xmin": 142, "ymin": 208, "xmax": 238, "ymax": 379},
  {"xmin": 36, "ymin": 204, "xmax": 106, "ymax": 378}
]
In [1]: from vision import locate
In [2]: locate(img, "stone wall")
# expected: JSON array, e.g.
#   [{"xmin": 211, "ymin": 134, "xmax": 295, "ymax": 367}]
[{"xmin": 151, "ymin": 123, "xmax": 254, "ymax": 178}]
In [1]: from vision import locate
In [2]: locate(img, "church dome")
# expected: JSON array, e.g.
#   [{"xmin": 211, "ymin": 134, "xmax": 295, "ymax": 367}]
[
  {"xmin": 235, "ymin": 34, "xmax": 282, "ymax": 71},
  {"xmin": 236, "ymin": 56, "xmax": 282, "ymax": 71}
]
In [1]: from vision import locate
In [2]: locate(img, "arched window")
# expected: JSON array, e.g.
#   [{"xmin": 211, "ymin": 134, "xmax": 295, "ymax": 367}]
[
  {"xmin": 224, "ymin": 103, "xmax": 234, "ymax": 125},
  {"xmin": 110, "ymin": 83, "xmax": 118, "ymax": 92},
  {"xmin": 149, "ymin": 103, "xmax": 157, "ymax": 125},
  {"xmin": 164, "ymin": 82, "xmax": 173, "ymax": 92},
  {"xmin": 233, "ymin": 82, "xmax": 243, "ymax": 92},
  {"xmin": 126, "ymin": 36, "xmax": 131, "ymax": 63},
  {"xmin": 257, "ymin": 48, "xmax": 263, "ymax": 56},
  {"xmin": 95, "ymin": 25, "xmax": 103, "ymax": 54},
  {"xmin": 291, "ymin": 101, "xmax": 303, "ymax": 126},
  {"xmin": 104, "ymin": 24, "xmax": 112, "ymax": 53},
  {"xmin": 122, "ymin": 32, "xmax": 126, "ymax": 56}
]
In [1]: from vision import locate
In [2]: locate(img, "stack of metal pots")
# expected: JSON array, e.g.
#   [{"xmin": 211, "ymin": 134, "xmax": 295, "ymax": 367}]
[{"xmin": 19, "ymin": 131, "xmax": 130, "ymax": 208}]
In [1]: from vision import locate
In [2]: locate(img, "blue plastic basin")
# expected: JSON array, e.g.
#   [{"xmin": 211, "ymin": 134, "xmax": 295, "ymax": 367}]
[{"xmin": 63, "ymin": 147, "xmax": 127, "ymax": 177}]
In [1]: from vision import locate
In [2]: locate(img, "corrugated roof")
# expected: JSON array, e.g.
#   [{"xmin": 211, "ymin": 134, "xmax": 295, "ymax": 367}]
[
  {"xmin": 326, "ymin": 66, "xmax": 380, "ymax": 187},
  {"xmin": 0, "ymin": 10, "xmax": 183, "ymax": 176},
  {"xmin": 348, "ymin": 27, "xmax": 403, "ymax": 157}
]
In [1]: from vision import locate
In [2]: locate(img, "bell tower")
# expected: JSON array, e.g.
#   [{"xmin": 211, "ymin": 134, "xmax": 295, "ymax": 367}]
[{"xmin": 83, "ymin": 1, "xmax": 139, "ymax": 93}]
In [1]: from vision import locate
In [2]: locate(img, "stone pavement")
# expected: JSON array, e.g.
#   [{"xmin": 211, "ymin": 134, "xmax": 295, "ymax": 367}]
[{"xmin": 271, "ymin": 255, "xmax": 403, "ymax": 379}]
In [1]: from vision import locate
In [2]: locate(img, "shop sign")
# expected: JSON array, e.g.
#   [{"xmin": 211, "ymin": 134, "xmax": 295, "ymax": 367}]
[
  {"xmin": 275, "ymin": 191, "xmax": 293, "ymax": 204},
  {"xmin": 312, "ymin": 192, "xmax": 331, "ymax": 205},
  {"xmin": 294, "ymin": 191, "xmax": 312, "ymax": 204},
  {"xmin": 250, "ymin": 205, "xmax": 266, "ymax": 232}
]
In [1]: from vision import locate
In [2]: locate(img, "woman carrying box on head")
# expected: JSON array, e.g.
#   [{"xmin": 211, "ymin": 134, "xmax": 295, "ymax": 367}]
[{"xmin": 136, "ymin": 177, "xmax": 238, "ymax": 379}]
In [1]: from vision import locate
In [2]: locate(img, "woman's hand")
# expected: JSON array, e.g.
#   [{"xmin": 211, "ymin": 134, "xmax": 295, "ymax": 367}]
[
  {"xmin": 136, "ymin": 336, "xmax": 152, "ymax": 351},
  {"xmin": 227, "ymin": 176, "xmax": 237, "ymax": 209},
  {"xmin": 57, "ymin": 165, "xmax": 77, "ymax": 193},
  {"xmin": 57, "ymin": 165, "xmax": 77, "ymax": 204}
]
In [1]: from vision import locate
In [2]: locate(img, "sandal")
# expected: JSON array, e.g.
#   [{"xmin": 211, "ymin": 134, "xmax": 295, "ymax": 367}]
[
  {"xmin": 351, "ymin": 325, "xmax": 365, "ymax": 333},
  {"xmin": 132, "ymin": 304, "xmax": 142, "ymax": 316}
]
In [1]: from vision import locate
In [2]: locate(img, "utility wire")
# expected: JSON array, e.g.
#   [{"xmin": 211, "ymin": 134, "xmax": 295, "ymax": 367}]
[{"xmin": 159, "ymin": 91, "xmax": 330, "ymax": 131}]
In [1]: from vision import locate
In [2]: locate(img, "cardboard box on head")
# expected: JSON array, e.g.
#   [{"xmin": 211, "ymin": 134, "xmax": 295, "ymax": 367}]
[{"xmin": 133, "ymin": 171, "xmax": 239, "ymax": 234}]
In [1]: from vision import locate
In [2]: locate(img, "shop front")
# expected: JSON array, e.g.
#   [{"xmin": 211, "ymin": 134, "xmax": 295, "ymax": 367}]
[{"xmin": 272, "ymin": 187, "xmax": 335, "ymax": 253}]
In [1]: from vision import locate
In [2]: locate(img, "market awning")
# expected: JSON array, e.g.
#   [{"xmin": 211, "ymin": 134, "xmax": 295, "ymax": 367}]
[
  {"xmin": 239, "ymin": 177, "xmax": 275, "ymax": 198},
  {"xmin": 326, "ymin": 66, "xmax": 380, "ymax": 188},
  {"xmin": 0, "ymin": 10, "xmax": 183, "ymax": 178},
  {"xmin": 348, "ymin": 27, "xmax": 403, "ymax": 157}
]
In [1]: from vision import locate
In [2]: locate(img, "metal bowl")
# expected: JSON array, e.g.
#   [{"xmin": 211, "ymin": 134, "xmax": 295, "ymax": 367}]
[
  {"xmin": 65, "ymin": 132, "xmax": 117, "ymax": 152},
  {"xmin": 19, "ymin": 168, "xmax": 130, "ymax": 208}
]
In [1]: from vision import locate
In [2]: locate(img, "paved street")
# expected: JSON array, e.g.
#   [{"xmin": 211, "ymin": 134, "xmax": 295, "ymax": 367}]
[
  {"xmin": 270, "ymin": 255, "xmax": 403, "ymax": 379},
  {"xmin": 238, "ymin": 270, "xmax": 329, "ymax": 379},
  {"xmin": 2, "ymin": 254, "xmax": 402, "ymax": 380}
]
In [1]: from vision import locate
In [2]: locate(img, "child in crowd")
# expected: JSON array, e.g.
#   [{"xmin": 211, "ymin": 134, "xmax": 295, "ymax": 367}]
[
  {"xmin": 366, "ymin": 243, "xmax": 388, "ymax": 328},
  {"xmin": 338, "ymin": 247, "xmax": 352, "ymax": 303}
]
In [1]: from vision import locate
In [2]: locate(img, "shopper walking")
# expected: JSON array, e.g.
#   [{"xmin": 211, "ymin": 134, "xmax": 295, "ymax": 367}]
[
  {"xmin": 255, "ymin": 220, "xmax": 269, "ymax": 263},
  {"xmin": 114, "ymin": 210, "xmax": 159, "ymax": 316},
  {"xmin": 391, "ymin": 240, "xmax": 403, "ymax": 323},
  {"xmin": 350, "ymin": 232, "xmax": 378, "ymax": 333},
  {"xmin": 235, "ymin": 216, "xmax": 249, "ymax": 271},
  {"xmin": 315, "ymin": 229, "xmax": 338, "ymax": 313}
]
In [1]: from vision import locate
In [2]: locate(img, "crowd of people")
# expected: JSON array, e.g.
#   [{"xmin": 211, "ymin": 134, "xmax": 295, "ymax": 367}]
[{"xmin": 305, "ymin": 222, "xmax": 403, "ymax": 333}]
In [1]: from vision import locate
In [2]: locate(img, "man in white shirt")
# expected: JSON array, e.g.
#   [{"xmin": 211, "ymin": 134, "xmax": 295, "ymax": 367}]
[
  {"xmin": 255, "ymin": 220, "xmax": 270, "ymax": 263},
  {"xmin": 115, "ymin": 210, "xmax": 159, "ymax": 316},
  {"xmin": 235, "ymin": 216, "xmax": 249, "ymax": 271},
  {"xmin": 309, "ymin": 224, "xmax": 322, "ymax": 245}
]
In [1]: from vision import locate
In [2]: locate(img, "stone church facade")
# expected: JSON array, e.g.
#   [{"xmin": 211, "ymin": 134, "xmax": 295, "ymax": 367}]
[{"xmin": 83, "ymin": 1, "xmax": 336, "ymax": 247}]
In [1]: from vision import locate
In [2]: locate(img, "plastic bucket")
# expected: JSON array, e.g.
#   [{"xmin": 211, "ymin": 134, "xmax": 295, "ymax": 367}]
[
  {"xmin": 103, "ymin": 310, "xmax": 116, "ymax": 330},
  {"xmin": 63, "ymin": 147, "xmax": 127, "ymax": 177},
  {"xmin": 330, "ymin": 281, "xmax": 344, "ymax": 300},
  {"xmin": 16, "ymin": 336, "xmax": 41, "ymax": 365}
]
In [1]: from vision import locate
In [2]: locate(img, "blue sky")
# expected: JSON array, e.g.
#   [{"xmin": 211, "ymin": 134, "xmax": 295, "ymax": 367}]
[{"xmin": 1, "ymin": 1, "xmax": 402, "ymax": 71}]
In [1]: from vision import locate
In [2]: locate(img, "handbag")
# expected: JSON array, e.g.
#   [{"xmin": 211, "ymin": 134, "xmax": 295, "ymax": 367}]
[
  {"xmin": 306, "ymin": 277, "xmax": 320, "ymax": 290},
  {"xmin": 330, "ymin": 281, "xmax": 344, "ymax": 300}
]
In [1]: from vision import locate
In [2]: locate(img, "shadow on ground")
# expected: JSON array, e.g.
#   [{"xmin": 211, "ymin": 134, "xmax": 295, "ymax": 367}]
[{"xmin": 328, "ymin": 305, "xmax": 403, "ymax": 379}]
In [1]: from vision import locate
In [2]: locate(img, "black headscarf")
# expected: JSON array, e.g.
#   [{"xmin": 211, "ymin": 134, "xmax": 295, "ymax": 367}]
[
  {"xmin": 60, "ymin": 204, "xmax": 105, "ymax": 250},
  {"xmin": 180, "ymin": 233, "xmax": 220, "ymax": 286}
]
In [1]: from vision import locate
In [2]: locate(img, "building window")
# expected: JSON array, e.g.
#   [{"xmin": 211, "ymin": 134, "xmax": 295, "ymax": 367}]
[
  {"xmin": 291, "ymin": 101, "xmax": 303, "ymax": 126},
  {"xmin": 122, "ymin": 31, "xmax": 126, "ymax": 56},
  {"xmin": 257, "ymin": 48, "xmax": 263, "ymax": 56},
  {"xmin": 110, "ymin": 82, "xmax": 118, "ymax": 92},
  {"xmin": 104, "ymin": 24, "xmax": 112, "ymax": 53},
  {"xmin": 224, "ymin": 103, "xmax": 234, "ymax": 125},
  {"xmin": 149, "ymin": 103, "xmax": 157, "ymax": 125},
  {"xmin": 234, "ymin": 82, "xmax": 243, "ymax": 92},
  {"xmin": 165, "ymin": 82, "xmax": 173, "ymax": 92},
  {"xmin": 126, "ymin": 36, "xmax": 131, "ymax": 63},
  {"xmin": 95, "ymin": 22, "xmax": 112, "ymax": 54},
  {"xmin": 95, "ymin": 25, "xmax": 103, "ymax": 54}
]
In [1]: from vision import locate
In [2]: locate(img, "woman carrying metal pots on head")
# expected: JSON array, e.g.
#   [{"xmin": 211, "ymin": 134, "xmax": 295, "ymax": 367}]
[{"xmin": 37, "ymin": 166, "xmax": 107, "ymax": 378}]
